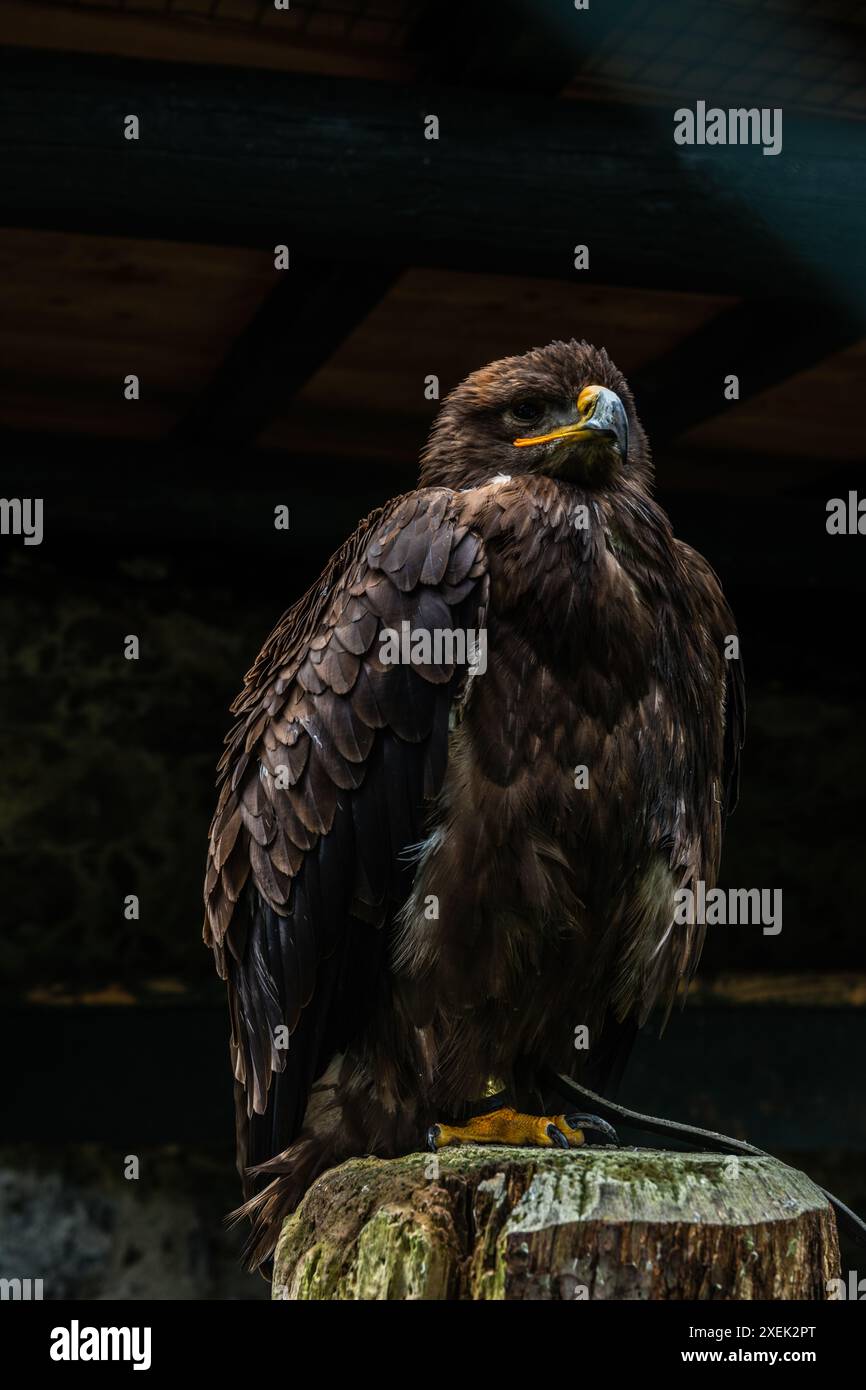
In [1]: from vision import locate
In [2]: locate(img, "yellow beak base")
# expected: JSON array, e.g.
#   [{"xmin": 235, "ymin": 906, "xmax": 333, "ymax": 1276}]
[{"xmin": 512, "ymin": 422, "xmax": 597, "ymax": 448}]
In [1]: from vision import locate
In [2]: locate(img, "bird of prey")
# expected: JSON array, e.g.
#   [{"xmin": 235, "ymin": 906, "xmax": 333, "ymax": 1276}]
[{"xmin": 203, "ymin": 339, "xmax": 744, "ymax": 1269}]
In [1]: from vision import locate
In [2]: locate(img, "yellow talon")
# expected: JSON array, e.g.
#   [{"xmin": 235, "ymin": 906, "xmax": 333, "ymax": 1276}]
[{"xmin": 427, "ymin": 1105, "xmax": 587, "ymax": 1150}]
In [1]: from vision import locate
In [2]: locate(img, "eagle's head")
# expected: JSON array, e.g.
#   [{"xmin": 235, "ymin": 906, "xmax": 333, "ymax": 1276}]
[{"xmin": 419, "ymin": 339, "xmax": 650, "ymax": 493}]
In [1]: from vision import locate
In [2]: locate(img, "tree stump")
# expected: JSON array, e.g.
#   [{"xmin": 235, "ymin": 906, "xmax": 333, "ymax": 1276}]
[{"xmin": 272, "ymin": 1147, "xmax": 839, "ymax": 1300}]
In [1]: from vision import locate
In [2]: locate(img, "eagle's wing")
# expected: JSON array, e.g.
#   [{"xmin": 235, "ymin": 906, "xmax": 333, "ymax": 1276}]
[
  {"xmin": 680, "ymin": 541, "xmax": 745, "ymax": 830},
  {"xmin": 203, "ymin": 487, "xmax": 488, "ymax": 1198},
  {"xmin": 618, "ymin": 538, "xmax": 745, "ymax": 1029}
]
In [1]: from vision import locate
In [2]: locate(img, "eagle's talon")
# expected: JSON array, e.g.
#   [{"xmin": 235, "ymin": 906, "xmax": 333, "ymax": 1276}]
[
  {"xmin": 563, "ymin": 1112, "xmax": 619, "ymax": 1146},
  {"xmin": 547, "ymin": 1123, "xmax": 570, "ymax": 1149},
  {"xmin": 423, "ymin": 1104, "xmax": 614, "ymax": 1151}
]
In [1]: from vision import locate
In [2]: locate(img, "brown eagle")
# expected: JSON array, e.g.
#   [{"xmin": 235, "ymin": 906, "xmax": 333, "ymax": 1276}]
[{"xmin": 203, "ymin": 339, "xmax": 744, "ymax": 1268}]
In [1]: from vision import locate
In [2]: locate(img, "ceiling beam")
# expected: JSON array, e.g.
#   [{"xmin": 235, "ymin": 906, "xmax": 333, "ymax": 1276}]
[
  {"xmin": 0, "ymin": 0, "xmax": 416, "ymax": 81},
  {"xmin": 172, "ymin": 258, "xmax": 401, "ymax": 449},
  {"xmin": 1, "ymin": 47, "xmax": 863, "ymax": 312},
  {"xmin": 410, "ymin": 0, "xmax": 579, "ymax": 92},
  {"xmin": 172, "ymin": 0, "xmax": 575, "ymax": 452},
  {"xmin": 632, "ymin": 298, "xmax": 863, "ymax": 445},
  {"xmin": 409, "ymin": 1, "xmax": 860, "ymax": 445}
]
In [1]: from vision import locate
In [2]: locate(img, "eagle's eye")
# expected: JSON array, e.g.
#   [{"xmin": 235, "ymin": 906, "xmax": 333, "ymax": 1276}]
[{"xmin": 508, "ymin": 397, "xmax": 545, "ymax": 426}]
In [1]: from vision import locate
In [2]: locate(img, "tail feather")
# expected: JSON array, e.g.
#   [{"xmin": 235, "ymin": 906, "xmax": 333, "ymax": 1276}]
[{"xmin": 228, "ymin": 1134, "xmax": 338, "ymax": 1270}]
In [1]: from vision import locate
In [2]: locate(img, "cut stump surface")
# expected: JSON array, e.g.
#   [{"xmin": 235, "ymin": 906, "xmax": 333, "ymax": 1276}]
[{"xmin": 272, "ymin": 1146, "xmax": 839, "ymax": 1300}]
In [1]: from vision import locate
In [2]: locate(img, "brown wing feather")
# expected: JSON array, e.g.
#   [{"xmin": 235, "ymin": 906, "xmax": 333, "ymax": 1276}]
[
  {"xmin": 611, "ymin": 534, "xmax": 745, "ymax": 1030},
  {"xmin": 203, "ymin": 487, "xmax": 489, "ymax": 1189}
]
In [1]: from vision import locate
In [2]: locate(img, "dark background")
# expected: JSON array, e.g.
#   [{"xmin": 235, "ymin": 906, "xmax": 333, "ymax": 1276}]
[{"xmin": 0, "ymin": 0, "xmax": 864, "ymax": 1298}]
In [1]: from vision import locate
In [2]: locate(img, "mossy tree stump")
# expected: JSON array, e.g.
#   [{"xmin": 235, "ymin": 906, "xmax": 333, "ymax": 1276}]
[{"xmin": 272, "ymin": 1147, "xmax": 839, "ymax": 1300}]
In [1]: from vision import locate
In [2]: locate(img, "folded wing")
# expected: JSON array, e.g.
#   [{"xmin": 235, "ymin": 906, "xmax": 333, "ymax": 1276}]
[{"xmin": 203, "ymin": 487, "xmax": 489, "ymax": 1190}]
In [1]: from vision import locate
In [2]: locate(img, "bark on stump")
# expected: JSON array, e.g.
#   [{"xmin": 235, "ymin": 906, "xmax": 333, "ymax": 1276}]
[{"xmin": 272, "ymin": 1147, "xmax": 839, "ymax": 1300}]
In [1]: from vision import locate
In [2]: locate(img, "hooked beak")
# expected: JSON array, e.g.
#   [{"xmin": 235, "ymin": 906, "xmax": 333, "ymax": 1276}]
[{"xmin": 512, "ymin": 385, "xmax": 629, "ymax": 458}]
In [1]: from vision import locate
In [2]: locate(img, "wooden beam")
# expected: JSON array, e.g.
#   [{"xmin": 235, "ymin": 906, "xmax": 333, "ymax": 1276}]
[
  {"xmin": 173, "ymin": 258, "xmax": 402, "ymax": 448},
  {"xmin": 632, "ymin": 299, "xmax": 864, "ymax": 445},
  {"xmin": 1, "ymin": 48, "xmax": 863, "ymax": 310},
  {"xmin": 410, "ymin": 0, "xmax": 578, "ymax": 92},
  {"xmin": 174, "ymin": 0, "xmax": 569, "ymax": 451},
  {"xmin": 0, "ymin": 0, "xmax": 417, "ymax": 82}
]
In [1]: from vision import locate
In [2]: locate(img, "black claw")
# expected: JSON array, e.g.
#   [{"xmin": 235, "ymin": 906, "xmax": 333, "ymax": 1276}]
[
  {"xmin": 426, "ymin": 1125, "xmax": 440, "ymax": 1153},
  {"xmin": 547, "ymin": 1123, "xmax": 570, "ymax": 1149},
  {"xmin": 565, "ymin": 1112, "xmax": 619, "ymax": 1145}
]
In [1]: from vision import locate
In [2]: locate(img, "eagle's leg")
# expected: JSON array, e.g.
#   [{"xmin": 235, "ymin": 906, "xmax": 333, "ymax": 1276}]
[{"xmin": 426, "ymin": 1106, "xmax": 617, "ymax": 1152}]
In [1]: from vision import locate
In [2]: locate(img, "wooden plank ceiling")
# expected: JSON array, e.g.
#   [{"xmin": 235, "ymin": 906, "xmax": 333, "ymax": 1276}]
[
  {"xmin": 2, "ymin": 222, "xmax": 862, "ymax": 488},
  {"xmin": 0, "ymin": 0, "xmax": 863, "ymax": 493},
  {"xmin": 4, "ymin": 0, "xmax": 865, "ymax": 118}
]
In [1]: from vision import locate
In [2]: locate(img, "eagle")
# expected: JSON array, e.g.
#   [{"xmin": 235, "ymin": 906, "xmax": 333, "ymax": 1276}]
[{"xmin": 203, "ymin": 339, "xmax": 744, "ymax": 1269}]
